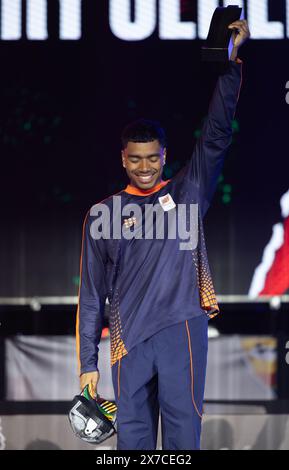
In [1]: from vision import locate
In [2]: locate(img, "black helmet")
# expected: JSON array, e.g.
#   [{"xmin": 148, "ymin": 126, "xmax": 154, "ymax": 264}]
[{"xmin": 68, "ymin": 385, "xmax": 117, "ymax": 444}]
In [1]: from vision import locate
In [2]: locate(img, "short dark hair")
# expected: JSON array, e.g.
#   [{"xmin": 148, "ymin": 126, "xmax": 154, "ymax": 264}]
[{"xmin": 121, "ymin": 118, "xmax": 166, "ymax": 149}]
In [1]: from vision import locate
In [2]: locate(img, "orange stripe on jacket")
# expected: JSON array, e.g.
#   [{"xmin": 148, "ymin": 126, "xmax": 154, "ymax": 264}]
[{"xmin": 76, "ymin": 210, "xmax": 89, "ymax": 377}]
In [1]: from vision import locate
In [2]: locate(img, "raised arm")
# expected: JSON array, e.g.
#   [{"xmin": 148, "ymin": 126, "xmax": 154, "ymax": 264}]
[{"xmin": 185, "ymin": 20, "xmax": 250, "ymax": 217}]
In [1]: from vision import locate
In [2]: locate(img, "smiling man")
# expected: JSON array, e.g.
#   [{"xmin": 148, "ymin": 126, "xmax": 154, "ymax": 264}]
[
  {"xmin": 76, "ymin": 20, "xmax": 250, "ymax": 450},
  {"xmin": 122, "ymin": 137, "xmax": 166, "ymax": 189}
]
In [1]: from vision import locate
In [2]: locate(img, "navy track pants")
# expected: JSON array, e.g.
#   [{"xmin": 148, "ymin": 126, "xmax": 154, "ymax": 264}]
[{"xmin": 111, "ymin": 314, "xmax": 208, "ymax": 450}]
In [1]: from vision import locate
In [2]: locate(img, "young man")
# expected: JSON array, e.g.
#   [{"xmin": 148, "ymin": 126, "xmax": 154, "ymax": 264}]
[{"xmin": 77, "ymin": 20, "xmax": 250, "ymax": 450}]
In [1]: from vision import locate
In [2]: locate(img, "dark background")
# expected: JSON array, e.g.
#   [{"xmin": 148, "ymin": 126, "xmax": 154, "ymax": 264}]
[{"xmin": 0, "ymin": 1, "xmax": 289, "ymax": 297}]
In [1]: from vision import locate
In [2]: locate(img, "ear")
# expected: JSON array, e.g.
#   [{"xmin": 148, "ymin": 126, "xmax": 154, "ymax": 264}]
[
  {"xmin": 121, "ymin": 150, "xmax": 126, "ymax": 168},
  {"xmin": 163, "ymin": 148, "xmax": 167, "ymax": 165}
]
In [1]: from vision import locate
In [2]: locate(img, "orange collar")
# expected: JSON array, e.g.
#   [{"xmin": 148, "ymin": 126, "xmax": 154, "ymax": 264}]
[{"xmin": 124, "ymin": 180, "xmax": 170, "ymax": 196}]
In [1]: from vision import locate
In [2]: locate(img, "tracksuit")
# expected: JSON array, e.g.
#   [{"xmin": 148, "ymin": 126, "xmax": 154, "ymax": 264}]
[{"xmin": 76, "ymin": 59, "xmax": 243, "ymax": 450}]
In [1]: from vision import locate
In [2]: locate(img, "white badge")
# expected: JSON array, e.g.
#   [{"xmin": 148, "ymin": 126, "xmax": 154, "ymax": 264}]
[{"xmin": 158, "ymin": 193, "xmax": 176, "ymax": 211}]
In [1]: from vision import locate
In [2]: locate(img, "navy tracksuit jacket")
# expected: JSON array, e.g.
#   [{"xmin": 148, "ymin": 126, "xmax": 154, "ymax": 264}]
[{"xmin": 76, "ymin": 59, "xmax": 243, "ymax": 449}]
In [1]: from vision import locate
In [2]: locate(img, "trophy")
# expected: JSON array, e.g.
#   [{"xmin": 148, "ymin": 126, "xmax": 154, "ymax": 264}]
[{"xmin": 202, "ymin": 5, "xmax": 242, "ymax": 62}]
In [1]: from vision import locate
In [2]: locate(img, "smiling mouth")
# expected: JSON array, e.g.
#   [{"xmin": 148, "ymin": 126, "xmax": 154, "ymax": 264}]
[{"xmin": 135, "ymin": 174, "xmax": 155, "ymax": 184}]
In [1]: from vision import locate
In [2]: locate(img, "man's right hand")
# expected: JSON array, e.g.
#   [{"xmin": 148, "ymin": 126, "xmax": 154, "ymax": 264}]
[{"xmin": 80, "ymin": 370, "xmax": 100, "ymax": 398}]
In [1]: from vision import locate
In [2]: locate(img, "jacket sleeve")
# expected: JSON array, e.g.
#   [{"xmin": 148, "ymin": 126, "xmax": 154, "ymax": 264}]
[
  {"xmin": 76, "ymin": 210, "xmax": 108, "ymax": 376},
  {"xmin": 184, "ymin": 60, "xmax": 243, "ymax": 217}
]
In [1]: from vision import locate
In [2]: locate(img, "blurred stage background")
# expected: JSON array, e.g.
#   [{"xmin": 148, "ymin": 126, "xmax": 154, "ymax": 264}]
[{"xmin": 0, "ymin": 0, "xmax": 289, "ymax": 450}]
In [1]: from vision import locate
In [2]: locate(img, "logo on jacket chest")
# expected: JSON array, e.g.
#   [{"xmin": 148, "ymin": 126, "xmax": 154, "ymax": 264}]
[{"xmin": 158, "ymin": 193, "xmax": 176, "ymax": 211}]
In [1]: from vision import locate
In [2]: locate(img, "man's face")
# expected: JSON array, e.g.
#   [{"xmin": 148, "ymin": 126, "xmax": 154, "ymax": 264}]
[{"xmin": 121, "ymin": 140, "xmax": 166, "ymax": 190}]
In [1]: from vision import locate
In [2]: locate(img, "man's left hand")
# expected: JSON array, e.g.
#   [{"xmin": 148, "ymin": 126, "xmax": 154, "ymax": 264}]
[{"xmin": 228, "ymin": 19, "xmax": 250, "ymax": 60}]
